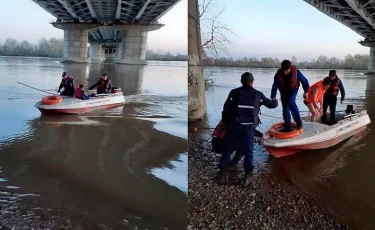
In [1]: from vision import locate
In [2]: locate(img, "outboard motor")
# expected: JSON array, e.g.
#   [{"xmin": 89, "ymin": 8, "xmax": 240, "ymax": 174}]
[{"xmin": 345, "ymin": 104, "xmax": 356, "ymax": 114}]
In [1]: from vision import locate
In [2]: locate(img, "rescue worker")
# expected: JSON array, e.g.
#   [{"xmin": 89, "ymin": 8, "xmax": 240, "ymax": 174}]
[
  {"xmin": 74, "ymin": 84, "xmax": 90, "ymax": 100},
  {"xmin": 89, "ymin": 73, "xmax": 112, "ymax": 94},
  {"xmin": 271, "ymin": 60, "xmax": 310, "ymax": 131},
  {"xmin": 58, "ymin": 71, "xmax": 75, "ymax": 96},
  {"xmin": 218, "ymin": 72, "xmax": 278, "ymax": 186},
  {"xmin": 321, "ymin": 70, "xmax": 346, "ymax": 125},
  {"xmin": 303, "ymin": 79, "xmax": 331, "ymax": 122}
]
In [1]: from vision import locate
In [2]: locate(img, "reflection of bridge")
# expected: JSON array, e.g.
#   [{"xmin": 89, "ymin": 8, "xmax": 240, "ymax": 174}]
[
  {"xmin": 304, "ymin": 0, "xmax": 375, "ymax": 72},
  {"xmin": 31, "ymin": 0, "xmax": 180, "ymax": 64}
]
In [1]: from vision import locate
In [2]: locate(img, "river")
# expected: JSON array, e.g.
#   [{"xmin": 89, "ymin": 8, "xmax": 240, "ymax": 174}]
[
  {"xmin": 0, "ymin": 56, "xmax": 187, "ymax": 229},
  {"xmin": 194, "ymin": 66, "xmax": 375, "ymax": 229}
]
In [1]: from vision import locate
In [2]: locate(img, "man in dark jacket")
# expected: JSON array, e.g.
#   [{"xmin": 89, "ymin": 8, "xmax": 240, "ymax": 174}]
[
  {"xmin": 218, "ymin": 72, "xmax": 278, "ymax": 186},
  {"xmin": 58, "ymin": 71, "xmax": 75, "ymax": 96},
  {"xmin": 321, "ymin": 70, "xmax": 345, "ymax": 125},
  {"xmin": 89, "ymin": 73, "xmax": 112, "ymax": 94},
  {"xmin": 271, "ymin": 60, "xmax": 310, "ymax": 131}
]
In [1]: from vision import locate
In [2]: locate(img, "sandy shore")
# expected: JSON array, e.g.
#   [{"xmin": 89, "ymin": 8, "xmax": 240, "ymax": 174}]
[{"xmin": 188, "ymin": 132, "xmax": 352, "ymax": 229}]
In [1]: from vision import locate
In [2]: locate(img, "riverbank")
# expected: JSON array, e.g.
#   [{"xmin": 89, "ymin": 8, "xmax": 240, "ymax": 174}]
[{"xmin": 188, "ymin": 132, "xmax": 352, "ymax": 229}]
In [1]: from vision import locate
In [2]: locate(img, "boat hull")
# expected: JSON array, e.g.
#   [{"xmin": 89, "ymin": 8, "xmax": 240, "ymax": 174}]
[
  {"xmin": 264, "ymin": 125, "xmax": 367, "ymax": 158},
  {"xmin": 37, "ymin": 103, "xmax": 124, "ymax": 115},
  {"xmin": 35, "ymin": 93, "xmax": 126, "ymax": 115},
  {"xmin": 262, "ymin": 111, "xmax": 371, "ymax": 158}
]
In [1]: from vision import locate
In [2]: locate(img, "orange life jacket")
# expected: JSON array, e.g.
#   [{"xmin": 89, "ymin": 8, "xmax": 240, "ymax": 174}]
[
  {"xmin": 324, "ymin": 76, "xmax": 340, "ymax": 95},
  {"xmin": 305, "ymin": 80, "xmax": 325, "ymax": 104},
  {"xmin": 277, "ymin": 65, "xmax": 299, "ymax": 91}
]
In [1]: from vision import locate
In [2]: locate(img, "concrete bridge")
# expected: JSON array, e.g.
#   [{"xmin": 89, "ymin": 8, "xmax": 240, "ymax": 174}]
[
  {"xmin": 31, "ymin": 0, "xmax": 180, "ymax": 64},
  {"xmin": 304, "ymin": 0, "xmax": 375, "ymax": 73}
]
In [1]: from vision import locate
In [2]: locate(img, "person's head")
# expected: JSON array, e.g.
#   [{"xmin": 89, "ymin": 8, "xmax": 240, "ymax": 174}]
[
  {"xmin": 62, "ymin": 71, "xmax": 67, "ymax": 79},
  {"xmin": 328, "ymin": 70, "xmax": 336, "ymax": 79},
  {"xmin": 241, "ymin": 72, "xmax": 254, "ymax": 86},
  {"xmin": 79, "ymin": 84, "xmax": 83, "ymax": 89},
  {"xmin": 101, "ymin": 73, "xmax": 107, "ymax": 80},
  {"xmin": 322, "ymin": 79, "xmax": 331, "ymax": 90},
  {"xmin": 281, "ymin": 60, "xmax": 292, "ymax": 75}
]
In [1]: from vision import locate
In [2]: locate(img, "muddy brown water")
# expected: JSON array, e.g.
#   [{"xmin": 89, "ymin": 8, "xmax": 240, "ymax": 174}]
[{"xmin": 0, "ymin": 56, "xmax": 187, "ymax": 229}]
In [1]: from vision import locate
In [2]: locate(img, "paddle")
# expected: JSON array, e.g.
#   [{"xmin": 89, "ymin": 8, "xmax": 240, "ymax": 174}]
[{"xmin": 17, "ymin": 81, "xmax": 59, "ymax": 96}]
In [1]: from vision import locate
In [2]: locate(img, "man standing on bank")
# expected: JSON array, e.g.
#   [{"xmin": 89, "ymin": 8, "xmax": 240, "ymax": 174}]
[
  {"xmin": 321, "ymin": 70, "xmax": 346, "ymax": 125},
  {"xmin": 218, "ymin": 72, "xmax": 278, "ymax": 186},
  {"xmin": 271, "ymin": 60, "xmax": 310, "ymax": 131}
]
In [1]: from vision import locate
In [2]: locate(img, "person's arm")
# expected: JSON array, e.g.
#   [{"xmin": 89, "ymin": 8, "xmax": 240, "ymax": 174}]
[
  {"xmin": 58, "ymin": 80, "xmax": 63, "ymax": 92},
  {"xmin": 222, "ymin": 90, "xmax": 235, "ymax": 125},
  {"xmin": 312, "ymin": 86, "xmax": 319, "ymax": 109},
  {"xmin": 338, "ymin": 80, "xmax": 345, "ymax": 102},
  {"xmin": 106, "ymin": 80, "xmax": 112, "ymax": 93},
  {"xmin": 297, "ymin": 69, "xmax": 309, "ymax": 95},
  {"xmin": 88, "ymin": 79, "xmax": 100, "ymax": 90},
  {"xmin": 270, "ymin": 74, "xmax": 278, "ymax": 99},
  {"xmin": 260, "ymin": 93, "xmax": 278, "ymax": 109}
]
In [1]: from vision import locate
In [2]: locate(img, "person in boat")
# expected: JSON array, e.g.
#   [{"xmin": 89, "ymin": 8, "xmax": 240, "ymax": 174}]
[
  {"xmin": 270, "ymin": 60, "xmax": 310, "ymax": 131},
  {"xmin": 303, "ymin": 79, "xmax": 331, "ymax": 122},
  {"xmin": 321, "ymin": 70, "xmax": 346, "ymax": 125},
  {"xmin": 88, "ymin": 73, "xmax": 112, "ymax": 94},
  {"xmin": 58, "ymin": 72, "xmax": 75, "ymax": 97},
  {"xmin": 74, "ymin": 84, "xmax": 90, "ymax": 100},
  {"xmin": 218, "ymin": 72, "xmax": 278, "ymax": 187}
]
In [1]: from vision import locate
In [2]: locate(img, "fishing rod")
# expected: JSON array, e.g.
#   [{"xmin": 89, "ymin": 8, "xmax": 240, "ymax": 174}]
[{"xmin": 17, "ymin": 81, "xmax": 59, "ymax": 96}]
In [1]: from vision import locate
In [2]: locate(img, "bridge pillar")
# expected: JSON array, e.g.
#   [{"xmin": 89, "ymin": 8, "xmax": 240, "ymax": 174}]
[
  {"xmin": 116, "ymin": 29, "xmax": 148, "ymax": 65},
  {"xmin": 89, "ymin": 43, "xmax": 105, "ymax": 63},
  {"xmin": 360, "ymin": 40, "xmax": 375, "ymax": 74},
  {"xmin": 52, "ymin": 23, "xmax": 99, "ymax": 64},
  {"xmin": 112, "ymin": 24, "xmax": 163, "ymax": 65}
]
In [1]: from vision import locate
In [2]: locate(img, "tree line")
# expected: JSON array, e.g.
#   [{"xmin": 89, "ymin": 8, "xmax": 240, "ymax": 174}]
[
  {"xmin": 203, "ymin": 54, "xmax": 369, "ymax": 70},
  {"xmin": 0, "ymin": 37, "xmax": 188, "ymax": 61}
]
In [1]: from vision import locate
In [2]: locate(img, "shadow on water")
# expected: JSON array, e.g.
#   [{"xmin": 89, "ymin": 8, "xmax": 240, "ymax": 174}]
[
  {"xmin": 193, "ymin": 67, "xmax": 375, "ymax": 229},
  {"xmin": 0, "ymin": 57, "xmax": 187, "ymax": 229}
]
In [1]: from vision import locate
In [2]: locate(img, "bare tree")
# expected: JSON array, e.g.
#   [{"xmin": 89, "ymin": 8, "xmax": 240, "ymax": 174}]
[
  {"xmin": 198, "ymin": 0, "xmax": 237, "ymax": 88},
  {"xmin": 199, "ymin": 0, "xmax": 237, "ymax": 59}
]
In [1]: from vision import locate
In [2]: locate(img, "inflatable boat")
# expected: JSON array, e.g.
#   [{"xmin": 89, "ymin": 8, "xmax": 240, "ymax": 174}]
[
  {"xmin": 35, "ymin": 91, "xmax": 126, "ymax": 115},
  {"xmin": 262, "ymin": 107, "xmax": 371, "ymax": 158}
]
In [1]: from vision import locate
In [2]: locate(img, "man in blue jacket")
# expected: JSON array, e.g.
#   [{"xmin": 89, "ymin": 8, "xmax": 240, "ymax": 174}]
[
  {"xmin": 271, "ymin": 60, "xmax": 310, "ymax": 131},
  {"xmin": 218, "ymin": 72, "xmax": 278, "ymax": 186}
]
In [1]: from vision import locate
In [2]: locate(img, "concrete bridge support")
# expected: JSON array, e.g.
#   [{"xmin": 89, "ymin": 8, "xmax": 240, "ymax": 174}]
[
  {"xmin": 188, "ymin": 0, "xmax": 207, "ymax": 121},
  {"xmin": 112, "ymin": 24, "xmax": 163, "ymax": 65},
  {"xmin": 89, "ymin": 43, "xmax": 105, "ymax": 63},
  {"xmin": 360, "ymin": 40, "xmax": 375, "ymax": 74},
  {"xmin": 117, "ymin": 30, "xmax": 148, "ymax": 65},
  {"xmin": 52, "ymin": 23, "xmax": 99, "ymax": 64}
]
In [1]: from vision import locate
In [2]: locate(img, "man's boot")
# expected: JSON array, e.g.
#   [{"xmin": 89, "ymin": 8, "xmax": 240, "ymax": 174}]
[
  {"xmin": 296, "ymin": 122, "xmax": 303, "ymax": 130},
  {"xmin": 217, "ymin": 172, "xmax": 227, "ymax": 185},
  {"xmin": 240, "ymin": 172, "xmax": 252, "ymax": 187}
]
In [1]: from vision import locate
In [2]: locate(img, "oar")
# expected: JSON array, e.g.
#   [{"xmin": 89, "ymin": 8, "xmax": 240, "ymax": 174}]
[{"xmin": 17, "ymin": 81, "xmax": 59, "ymax": 96}]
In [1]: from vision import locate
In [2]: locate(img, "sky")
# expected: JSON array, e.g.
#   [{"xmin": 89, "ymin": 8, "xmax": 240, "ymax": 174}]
[
  {"xmin": 0, "ymin": 0, "xmax": 187, "ymax": 54},
  {"xmin": 203, "ymin": 0, "xmax": 370, "ymax": 61}
]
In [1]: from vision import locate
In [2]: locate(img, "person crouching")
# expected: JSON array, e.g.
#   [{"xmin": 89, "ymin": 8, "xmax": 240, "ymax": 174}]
[
  {"xmin": 303, "ymin": 79, "xmax": 331, "ymax": 122},
  {"xmin": 74, "ymin": 84, "xmax": 90, "ymax": 100}
]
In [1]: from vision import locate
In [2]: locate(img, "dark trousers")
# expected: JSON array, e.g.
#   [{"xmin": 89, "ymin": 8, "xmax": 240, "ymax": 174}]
[
  {"xmin": 281, "ymin": 90, "xmax": 302, "ymax": 129},
  {"xmin": 322, "ymin": 94, "xmax": 337, "ymax": 122},
  {"xmin": 231, "ymin": 129, "xmax": 263, "ymax": 165},
  {"xmin": 61, "ymin": 90, "xmax": 74, "ymax": 97},
  {"xmin": 218, "ymin": 122, "xmax": 255, "ymax": 174}
]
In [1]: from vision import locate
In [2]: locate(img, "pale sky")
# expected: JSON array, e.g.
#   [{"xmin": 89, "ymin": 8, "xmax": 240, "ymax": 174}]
[
  {"xmin": 204, "ymin": 0, "xmax": 370, "ymax": 61},
  {"xmin": 0, "ymin": 0, "xmax": 187, "ymax": 54}
]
